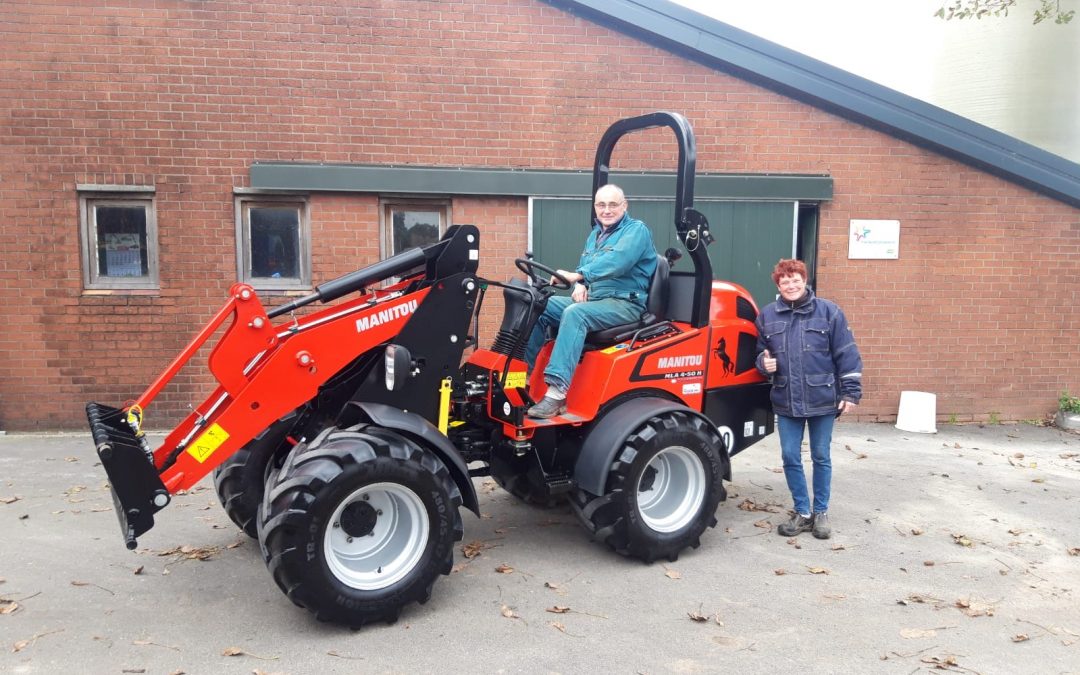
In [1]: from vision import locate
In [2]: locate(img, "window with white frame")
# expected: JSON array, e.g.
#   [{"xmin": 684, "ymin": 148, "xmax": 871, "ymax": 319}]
[
  {"xmin": 236, "ymin": 196, "xmax": 310, "ymax": 290},
  {"xmin": 381, "ymin": 200, "xmax": 450, "ymax": 258},
  {"xmin": 79, "ymin": 188, "xmax": 159, "ymax": 290}
]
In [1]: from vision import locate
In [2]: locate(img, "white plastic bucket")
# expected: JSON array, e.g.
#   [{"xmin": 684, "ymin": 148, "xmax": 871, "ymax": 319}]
[{"xmin": 895, "ymin": 391, "xmax": 937, "ymax": 433}]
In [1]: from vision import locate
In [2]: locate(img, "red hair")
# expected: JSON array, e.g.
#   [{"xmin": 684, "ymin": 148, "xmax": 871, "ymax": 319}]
[{"xmin": 771, "ymin": 259, "xmax": 808, "ymax": 285}]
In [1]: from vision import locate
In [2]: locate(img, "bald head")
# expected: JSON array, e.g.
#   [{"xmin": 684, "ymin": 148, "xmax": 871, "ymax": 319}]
[{"xmin": 594, "ymin": 184, "xmax": 627, "ymax": 228}]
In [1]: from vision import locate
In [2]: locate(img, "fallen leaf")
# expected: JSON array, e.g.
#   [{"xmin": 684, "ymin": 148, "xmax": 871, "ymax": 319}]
[
  {"xmin": 924, "ymin": 560, "xmax": 936, "ymax": 567},
  {"xmin": 461, "ymin": 540, "xmax": 489, "ymax": 559},
  {"xmin": 774, "ymin": 569, "xmax": 787, "ymax": 576},
  {"xmin": 549, "ymin": 621, "xmax": 566, "ymax": 633},
  {"xmin": 493, "ymin": 528, "xmax": 507, "ymax": 534},
  {"xmin": 1012, "ymin": 634, "xmax": 1030, "ymax": 643},
  {"xmin": 955, "ymin": 598, "xmax": 995, "ymax": 617},
  {"xmin": 831, "ymin": 544, "xmax": 846, "ymax": 551},
  {"xmin": 911, "ymin": 528, "xmax": 924, "ymax": 536},
  {"xmin": 900, "ymin": 628, "xmax": 937, "ymax": 639},
  {"xmin": 1032, "ymin": 478, "xmax": 1045, "ymax": 484},
  {"xmin": 1008, "ymin": 528, "xmax": 1023, "ymax": 536},
  {"xmin": 500, "ymin": 605, "xmax": 519, "ymax": 620},
  {"xmin": 64, "ymin": 456, "xmax": 79, "ymax": 463},
  {"xmin": 12, "ymin": 639, "xmax": 30, "ymax": 653},
  {"xmin": 664, "ymin": 568, "xmax": 681, "ymax": 580},
  {"xmin": 737, "ymin": 498, "xmax": 781, "ymax": 513},
  {"xmin": 807, "ymin": 567, "xmax": 829, "ymax": 575},
  {"xmin": 133, "ymin": 566, "xmax": 144, "ymax": 575},
  {"xmin": 688, "ymin": 610, "xmax": 709, "ymax": 622},
  {"xmin": 898, "ymin": 593, "xmax": 940, "ymax": 606},
  {"xmin": 543, "ymin": 581, "xmax": 561, "ymax": 590},
  {"xmin": 1068, "ymin": 548, "xmax": 1080, "ymax": 556},
  {"xmin": 1013, "ymin": 453, "xmax": 1025, "ymax": 459},
  {"xmin": 952, "ymin": 533, "xmax": 974, "ymax": 548},
  {"xmin": 546, "ymin": 606, "xmax": 570, "ymax": 614},
  {"xmin": 494, "ymin": 564, "xmax": 513, "ymax": 574},
  {"xmin": 0, "ymin": 496, "xmax": 20, "ymax": 505},
  {"xmin": 450, "ymin": 562, "xmax": 468, "ymax": 573},
  {"xmin": 922, "ymin": 655, "xmax": 960, "ymax": 668},
  {"xmin": 223, "ymin": 647, "xmax": 246, "ymax": 657},
  {"xmin": 0, "ymin": 600, "xmax": 19, "ymax": 615},
  {"xmin": 753, "ymin": 518, "xmax": 772, "ymax": 530}
]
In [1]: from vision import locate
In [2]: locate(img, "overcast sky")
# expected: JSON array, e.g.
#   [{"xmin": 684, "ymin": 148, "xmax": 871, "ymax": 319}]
[
  {"xmin": 666, "ymin": 0, "xmax": 1080, "ymax": 163},
  {"xmin": 667, "ymin": 0, "xmax": 951, "ymax": 101}
]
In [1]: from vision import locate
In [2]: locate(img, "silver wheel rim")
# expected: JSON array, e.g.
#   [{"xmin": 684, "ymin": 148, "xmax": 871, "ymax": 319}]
[
  {"xmin": 637, "ymin": 446, "xmax": 707, "ymax": 533},
  {"xmin": 324, "ymin": 482, "xmax": 429, "ymax": 590}
]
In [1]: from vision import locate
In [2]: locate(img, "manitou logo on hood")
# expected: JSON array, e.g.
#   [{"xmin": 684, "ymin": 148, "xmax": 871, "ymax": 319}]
[
  {"xmin": 656, "ymin": 354, "xmax": 703, "ymax": 369},
  {"xmin": 355, "ymin": 300, "xmax": 418, "ymax": 333}
]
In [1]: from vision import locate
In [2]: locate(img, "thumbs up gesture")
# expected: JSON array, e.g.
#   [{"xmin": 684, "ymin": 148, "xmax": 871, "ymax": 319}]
[{"xmin": 762, "ymin": 349, "xmax": 777, "ymax": 374}]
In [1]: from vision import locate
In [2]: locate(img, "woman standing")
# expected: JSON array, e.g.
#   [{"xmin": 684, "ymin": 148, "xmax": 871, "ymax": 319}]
[{"xmin": 755, "ymin": 259, "xmax": 863, "ymax": 539}]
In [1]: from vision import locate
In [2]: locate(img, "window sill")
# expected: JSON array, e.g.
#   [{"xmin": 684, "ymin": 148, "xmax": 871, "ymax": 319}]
[{"xmin": 82, "ymin": 288, "xmax": 161, "ymax": 296}]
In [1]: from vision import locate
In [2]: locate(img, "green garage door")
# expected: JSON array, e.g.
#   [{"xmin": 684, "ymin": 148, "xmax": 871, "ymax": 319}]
[{"xmin": 531, "ymin": 198, "xmax": 796, "ymax": 309}]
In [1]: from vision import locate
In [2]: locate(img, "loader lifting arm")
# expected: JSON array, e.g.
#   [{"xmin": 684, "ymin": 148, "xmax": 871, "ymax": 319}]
[{"xmin": 87, "ymin": 225, "xmax": 480, "ymax": 549}]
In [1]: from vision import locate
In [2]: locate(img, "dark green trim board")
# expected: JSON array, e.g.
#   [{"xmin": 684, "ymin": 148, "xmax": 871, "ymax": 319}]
[
  {"xmin": 249, "ymin": 164, "xmax": 833, "ymax": 202},
  {"xmin": 544, "ymin": 0, "xmax": 1080, "ymax": 209}
]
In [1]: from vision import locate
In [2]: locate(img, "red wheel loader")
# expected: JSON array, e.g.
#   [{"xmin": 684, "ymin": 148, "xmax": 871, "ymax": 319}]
[{"xmin": 86, "ymin": 112, "xmax": 774, "ymax": 627}]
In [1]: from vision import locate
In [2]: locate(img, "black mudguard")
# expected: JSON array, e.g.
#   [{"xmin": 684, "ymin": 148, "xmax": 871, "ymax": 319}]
[
  {"xmin": 573, "ymin": 397, "xmax": 730, "ymax": 497},
  {"xmin": 340, "ymin": 401, "xmax": 480, "ymax": 516}
]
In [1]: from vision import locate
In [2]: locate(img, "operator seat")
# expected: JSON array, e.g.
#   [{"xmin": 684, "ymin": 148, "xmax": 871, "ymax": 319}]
[{"xmin": 584, "ymin": 255, "xmax": 669, "ymax": 347}]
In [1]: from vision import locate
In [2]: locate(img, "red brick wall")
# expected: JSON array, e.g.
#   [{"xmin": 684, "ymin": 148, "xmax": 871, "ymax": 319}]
[{"xmin": 0, "ymin": 0, "xmax": 1077, "ymax": 430}]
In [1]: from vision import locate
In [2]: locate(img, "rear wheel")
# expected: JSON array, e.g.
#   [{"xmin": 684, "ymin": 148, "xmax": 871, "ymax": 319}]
[
  {"xmin": 570, "ymin": 410, "xmax": 726, "ymax": 563},
  {"xmin": 213, "ymin": 411, "xmax": 298, "ymax": 538},
  {"xmin": 258, "ymin": 425, "xmax": 463, "ymax": 627}
]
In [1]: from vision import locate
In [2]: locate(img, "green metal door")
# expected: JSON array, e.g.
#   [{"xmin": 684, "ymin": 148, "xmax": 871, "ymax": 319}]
[{"xmin": 531, "ymin": 198, "xmax": 795, "ymax": 309}]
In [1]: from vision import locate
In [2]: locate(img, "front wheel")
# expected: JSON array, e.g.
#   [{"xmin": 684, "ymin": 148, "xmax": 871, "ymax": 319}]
[
  {"xmin": 570, "ymin": 410, "xmax": 727, "ymax": 563},
  {"xmin": 213, "ymin": 411, "xmax": 299, "ymax": 538},
  {"xmin": 258, "ymin": 425, "xmax": 463, "ymax": 627}
]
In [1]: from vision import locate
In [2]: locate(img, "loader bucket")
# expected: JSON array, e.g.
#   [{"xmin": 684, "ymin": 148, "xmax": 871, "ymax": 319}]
[{"xmin": 86, "ymin": 403, "xmax": 170, "ymax": 549}]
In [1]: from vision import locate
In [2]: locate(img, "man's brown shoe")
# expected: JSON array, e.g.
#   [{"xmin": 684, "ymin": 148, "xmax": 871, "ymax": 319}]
[{"xmin": 527, "ymin": 396, "xmax": 566, "ymax": 419}]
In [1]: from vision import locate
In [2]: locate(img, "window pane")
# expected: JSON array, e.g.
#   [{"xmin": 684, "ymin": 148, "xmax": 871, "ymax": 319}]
[
  {"xmin": 96, "ymin": 205, "xmax": 149, "ymax": 278},
  {"xmin": 392, "ymin": 210, "xmax": 441, "ymax": 255},
  {"xmin": 249, "ymin": 206, "xmax": 300, "ymax": 279}
]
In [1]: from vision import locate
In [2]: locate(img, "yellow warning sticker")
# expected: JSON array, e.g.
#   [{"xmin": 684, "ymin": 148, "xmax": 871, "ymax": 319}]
[
  {"xmin": 504, "ymin": 371, "xmax": 527, "ymax": 389},
  {"xmin": 187, "ymin": 423, "xmax": 230, "ymax": 464}
]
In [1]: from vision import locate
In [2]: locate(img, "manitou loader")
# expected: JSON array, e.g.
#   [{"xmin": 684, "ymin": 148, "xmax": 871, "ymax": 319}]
[{"xmin": 87, "ymin": 112, "xmax": 774, "ymax": 626}]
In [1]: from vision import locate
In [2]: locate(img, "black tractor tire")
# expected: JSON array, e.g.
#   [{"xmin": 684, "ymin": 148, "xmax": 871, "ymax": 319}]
[
  {"xmin": 212, "ymin": 411, "xmax": 298, "ymax": 538},
  {"xmin": 489, "ymin": 448, "xmax": 565, "ymax": 509},
  {"xmin": 570, "ymin": 410, "xmax": 726, "ymax": 563},
  {"xmin": 258, "ymin": 425, "xmax": 464, "ymax": 628}
]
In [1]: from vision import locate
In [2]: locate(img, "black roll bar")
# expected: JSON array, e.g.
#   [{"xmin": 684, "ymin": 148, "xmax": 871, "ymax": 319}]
[{"xmin": 591, "ymin": 111, "xmax": 713, "ymax": 328}]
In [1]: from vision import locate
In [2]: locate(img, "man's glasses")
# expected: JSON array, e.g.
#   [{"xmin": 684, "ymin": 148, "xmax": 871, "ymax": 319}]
[{"xmin": 594, "ymin": 201, "xmax": 625, "ymax": 210}]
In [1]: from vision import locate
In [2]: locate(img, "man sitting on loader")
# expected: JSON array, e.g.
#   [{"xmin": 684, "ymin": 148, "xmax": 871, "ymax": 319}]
[{"xmin": 525, "ymin": 184, "xmax": 657, "ymax": 418}]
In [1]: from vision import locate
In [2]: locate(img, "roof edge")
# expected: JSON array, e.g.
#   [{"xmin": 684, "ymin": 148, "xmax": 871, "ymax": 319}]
[{"xmin": 545, "ymin": 0, "xmax": 1080, "ymax": 209}]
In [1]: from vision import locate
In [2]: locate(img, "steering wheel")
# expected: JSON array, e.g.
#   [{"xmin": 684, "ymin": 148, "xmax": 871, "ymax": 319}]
[{"xmin": 515, "ymin": 258, "xmax": 573, "ymax": 291}]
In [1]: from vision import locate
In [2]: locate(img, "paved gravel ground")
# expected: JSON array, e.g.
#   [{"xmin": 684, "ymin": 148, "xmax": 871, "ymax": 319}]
[{"xmin": 1, "ymin": 422, "xmax": 1078, "ymax": 674}]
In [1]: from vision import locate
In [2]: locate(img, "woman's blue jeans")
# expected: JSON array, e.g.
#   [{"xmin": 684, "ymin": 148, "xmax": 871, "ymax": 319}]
[
  {"xmin": 777, "ymin": 413, "xmax": 835, "ymax": 515},
  {"xmin": 524, "ymin": 295, "xmax": 642, "ymax": 392}
]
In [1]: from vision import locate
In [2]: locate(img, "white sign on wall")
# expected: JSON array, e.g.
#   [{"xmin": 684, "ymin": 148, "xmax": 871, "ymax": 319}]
[{"xmin": 848, "ymin": 219, "xmax": 900, "ymax": 259}]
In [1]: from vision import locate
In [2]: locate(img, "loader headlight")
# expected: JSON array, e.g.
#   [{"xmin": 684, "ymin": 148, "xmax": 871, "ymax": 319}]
[{"xmin": 384, "ymin": 344, "xmax": 412, "ymax": 392}]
